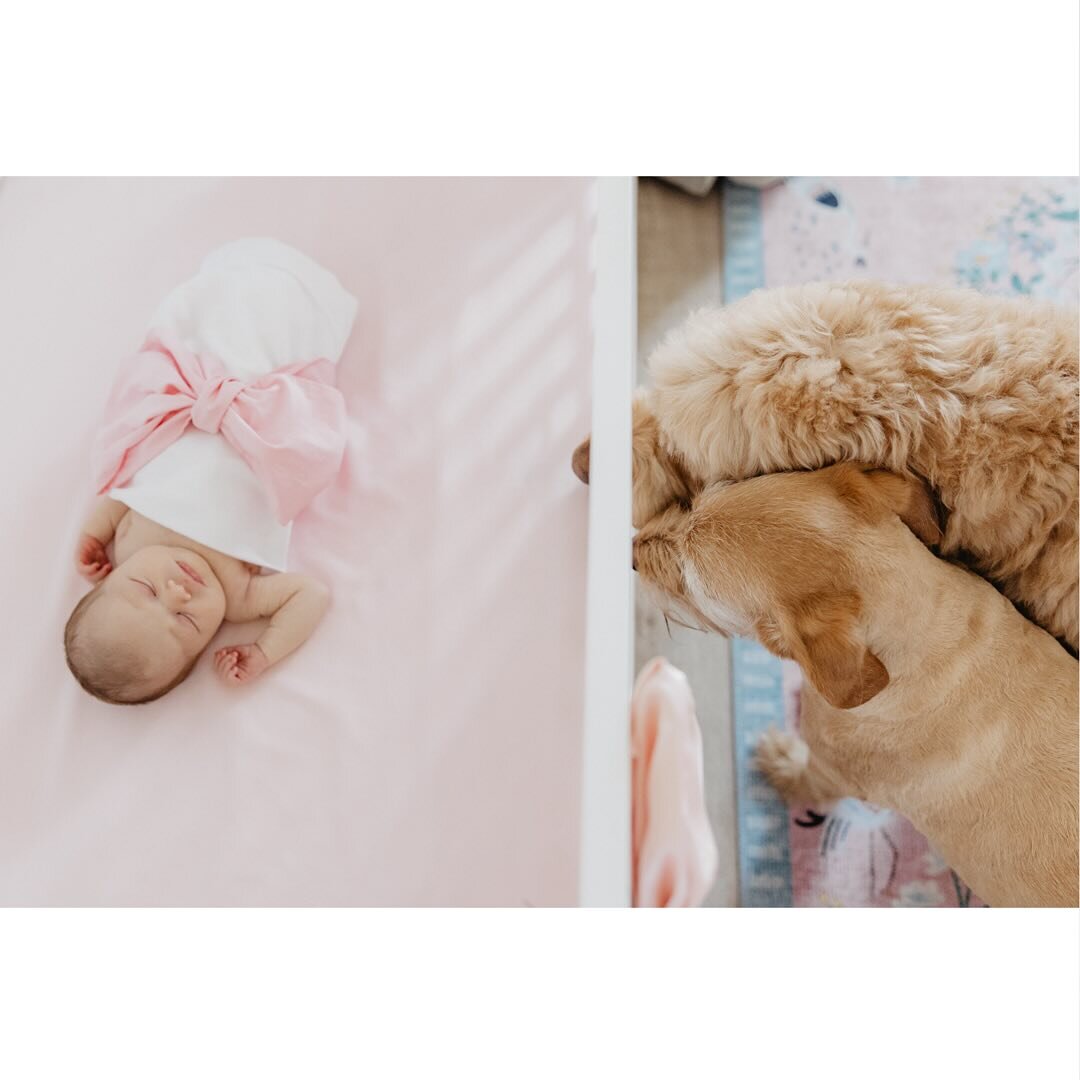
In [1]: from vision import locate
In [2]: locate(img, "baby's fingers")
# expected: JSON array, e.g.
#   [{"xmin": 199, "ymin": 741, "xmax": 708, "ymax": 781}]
[
  {"xmin": 76, "ymin": 536, "xmax": 107, "ymax": 566},
  {"xmin": 212, "ymin": 648, "xmax": 256, "ymax": 687},
  {"xmin": 214, "ymin": 650, "xmax": 237, "ymax": 677}
]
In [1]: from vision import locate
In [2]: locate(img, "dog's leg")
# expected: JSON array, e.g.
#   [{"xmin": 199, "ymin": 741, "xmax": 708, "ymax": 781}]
[{"xmin": 755, "ymin": 728, "xmax": 850, "ymax": 804}]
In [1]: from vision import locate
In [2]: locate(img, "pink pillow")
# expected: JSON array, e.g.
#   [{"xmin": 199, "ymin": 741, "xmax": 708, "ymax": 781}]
[{"xmin": 631, "ymin": 657, "xmax": 719, "ymax": 907}]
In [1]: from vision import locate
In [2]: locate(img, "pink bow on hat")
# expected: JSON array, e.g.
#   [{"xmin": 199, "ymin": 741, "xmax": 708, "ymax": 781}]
[{"xmin": 93, "ymin": 339, "xmax": 347, "ymax": 524}]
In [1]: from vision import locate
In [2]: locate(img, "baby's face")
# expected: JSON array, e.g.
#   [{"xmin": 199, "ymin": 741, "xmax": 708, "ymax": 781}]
[{"xmin": 81, "ymin": 545, "xmax": 227, "ymax": 692}]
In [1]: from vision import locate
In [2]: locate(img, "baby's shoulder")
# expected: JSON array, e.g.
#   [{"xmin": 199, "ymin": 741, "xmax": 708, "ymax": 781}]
[
  {"xmin": 222, "ymin": 565, "xmax": 289, "ymax": 626},
  {"xmin": 219, "ymin": 562, "xmax": 266, "ymax": 619}
]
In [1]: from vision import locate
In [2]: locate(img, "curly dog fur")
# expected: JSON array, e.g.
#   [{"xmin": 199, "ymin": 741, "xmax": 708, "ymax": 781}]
[{"xmin": 608, "ymin": 281, "xmax": 1078, "ymax": 649}]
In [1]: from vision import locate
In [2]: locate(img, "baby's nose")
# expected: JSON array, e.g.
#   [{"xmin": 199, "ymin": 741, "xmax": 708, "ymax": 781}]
[{"xmin": 166, "ymin": 578, "xmax": 192, "ymax": 603}]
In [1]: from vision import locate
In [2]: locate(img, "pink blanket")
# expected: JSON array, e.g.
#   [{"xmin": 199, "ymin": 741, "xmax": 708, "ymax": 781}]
[
  {"xmin": 0, "ymin": 178, "xmax": 594, "ymax": 905},
  {"xmin": 631, "ymin": 658, "xmax": 718, "ymax": 907}
]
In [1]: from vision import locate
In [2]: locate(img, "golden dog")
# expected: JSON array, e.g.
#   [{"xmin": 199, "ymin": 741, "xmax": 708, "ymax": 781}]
[
  {"xmin": 632, "ymin": 463, "xmax": 1079, "ymax": 907},
  {"xmin": 573, "ymin": 281, "xmax": 1079, "ymax": 649}
]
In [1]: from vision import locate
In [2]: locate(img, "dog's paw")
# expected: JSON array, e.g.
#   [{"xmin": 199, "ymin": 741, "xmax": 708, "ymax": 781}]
[{"xmin": 755, "ymin": 727, "xmax": 811, "ymax": 800}]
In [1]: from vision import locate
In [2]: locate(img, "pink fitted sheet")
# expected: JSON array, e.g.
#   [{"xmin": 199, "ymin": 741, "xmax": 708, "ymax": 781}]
[{"xmin": 0, "ymin": 177, "xmax": 593, "ymax": 905}]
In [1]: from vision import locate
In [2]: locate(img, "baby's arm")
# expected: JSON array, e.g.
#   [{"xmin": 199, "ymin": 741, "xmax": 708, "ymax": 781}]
[
  {"xmin": 214, "ymin": 573, "xmax": 330, "ymax": 685},
  {"xmin": 74, "ymin": 497, "xmax": 128, "ymax": 582}
]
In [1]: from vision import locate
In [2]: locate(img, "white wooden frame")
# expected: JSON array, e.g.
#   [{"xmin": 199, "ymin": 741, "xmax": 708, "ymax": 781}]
[{"xmin": 578, "ymin": 177, "xmax": 636, "ymax": 907}]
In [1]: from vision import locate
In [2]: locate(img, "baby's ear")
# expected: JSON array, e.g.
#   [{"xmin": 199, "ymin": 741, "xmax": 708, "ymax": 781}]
[
  {"xmin": 758, "ymin": 592, "xmax": 889, "ymax": 710},
  {"xmin": 829, "ymin": 464, "xmax": 943, "ymax": 547}
]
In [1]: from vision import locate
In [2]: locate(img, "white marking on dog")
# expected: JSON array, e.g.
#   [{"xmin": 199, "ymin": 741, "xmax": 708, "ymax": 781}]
[{"xmin": 682, "ymin": 554, "xmax": 751, "ymax": 637}]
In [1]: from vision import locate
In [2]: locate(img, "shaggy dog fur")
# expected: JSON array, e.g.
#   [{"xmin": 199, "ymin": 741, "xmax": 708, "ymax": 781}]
[{"xmin": 576, "ymin": 281, "xmax": 1079, "ymax": 650}]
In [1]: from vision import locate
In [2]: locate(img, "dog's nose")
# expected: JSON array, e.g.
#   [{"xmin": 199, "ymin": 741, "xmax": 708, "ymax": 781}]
[
  {"xmin": 571, "ymin": 438, "xmax": 590, "ymax": 484},
  {"xmin": 631, "ymin": 545, "xmax": 638, "ymax": 572}
]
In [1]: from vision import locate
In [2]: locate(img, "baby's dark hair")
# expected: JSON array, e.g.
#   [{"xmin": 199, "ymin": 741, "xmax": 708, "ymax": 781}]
[{"xmin": 64, "ymin": 587, "xmax": 196, "ymax": 705}]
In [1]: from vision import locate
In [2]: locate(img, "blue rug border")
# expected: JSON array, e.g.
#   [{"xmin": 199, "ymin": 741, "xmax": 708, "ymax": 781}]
[{"xmin": 723, "ymin": 183, "xmax": 794, "ymax": 908}]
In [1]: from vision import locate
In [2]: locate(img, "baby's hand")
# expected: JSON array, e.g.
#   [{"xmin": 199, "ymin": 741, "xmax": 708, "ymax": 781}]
[
  {"xmin": 75, "ymin": 533, "xmax": 112, "ymax": 582},
  {"xmin": 213, "ymin": 643, "xmax": 270, "ymax": 686}
]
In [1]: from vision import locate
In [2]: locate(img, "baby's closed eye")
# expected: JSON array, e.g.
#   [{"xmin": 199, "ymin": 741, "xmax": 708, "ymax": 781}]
[{"xmin": 133, "ymin": 578, "xmax": 199, "ymax": 630}]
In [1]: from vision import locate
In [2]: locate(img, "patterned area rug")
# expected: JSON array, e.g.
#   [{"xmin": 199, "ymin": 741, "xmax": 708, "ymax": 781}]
[{"xmin": 725, "ymin": 176, "xmax": 1079, "ymax": 907}]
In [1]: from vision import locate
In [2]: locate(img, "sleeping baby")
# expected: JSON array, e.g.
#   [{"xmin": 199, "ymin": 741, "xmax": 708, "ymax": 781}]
[{"xmin": 64, "ymin": 239, "xmax": 357, "ymax": 705}]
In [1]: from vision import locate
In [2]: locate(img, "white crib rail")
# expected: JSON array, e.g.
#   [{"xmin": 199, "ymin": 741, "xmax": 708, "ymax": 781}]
[{"xmin": 578, "ymin": 177, "xmax": 636, "ymax": 907}]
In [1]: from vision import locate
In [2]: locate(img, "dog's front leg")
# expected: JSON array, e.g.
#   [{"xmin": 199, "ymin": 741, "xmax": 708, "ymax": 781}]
[{"xmin": 755, "ymin": 728, "xmax": 852, "ymax": 804}]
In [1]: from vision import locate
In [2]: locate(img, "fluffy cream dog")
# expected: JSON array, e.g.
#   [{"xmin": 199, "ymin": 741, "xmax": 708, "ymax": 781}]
[
  {"xmin": 632, "ymin": 463, "xmax": 1079, "ymax": 908},
  {"xmin": 573, "ymin": 282, "xmax": 1079, "ymax": 650}
]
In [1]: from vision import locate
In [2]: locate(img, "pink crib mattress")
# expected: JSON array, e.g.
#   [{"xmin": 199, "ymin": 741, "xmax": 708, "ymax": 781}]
[{"xmin": 0, "ymin": 177, "xmax": 593, "ymax": 905}]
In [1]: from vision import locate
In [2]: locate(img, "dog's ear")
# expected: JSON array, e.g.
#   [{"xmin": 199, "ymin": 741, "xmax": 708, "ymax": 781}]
[
  {"xmin": 830, "ymin": 464, "xmax": 942, "ymax": 547},
  {"xmin": 571, "ymin": 436, "xmax": 590, "ymax": 484},
  {"xmin": 757, "ymin": 592, "xmax": 889, "ymax": 709},
  {"xmin": 631, "ymin": 393, "xmax": 700, "ymax": 527},
  {"xmin": 633, "ymin": 502, "xmax": 691, "ymax": 586}
]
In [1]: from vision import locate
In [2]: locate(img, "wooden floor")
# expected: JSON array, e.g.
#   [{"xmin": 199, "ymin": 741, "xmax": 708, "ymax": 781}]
[{"xmin": 634, "ymin": 178, "xmax": 739, "ymax": 906}]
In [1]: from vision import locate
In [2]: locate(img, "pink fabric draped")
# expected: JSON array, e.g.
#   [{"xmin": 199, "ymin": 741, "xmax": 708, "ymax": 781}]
[
  {"xmin": 93, "ymin": 339, "xmax": 347, "ymax": 525},
  {"xmin": 631, "ymin": 657, "xmax": 718, "ymax": 907}
]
